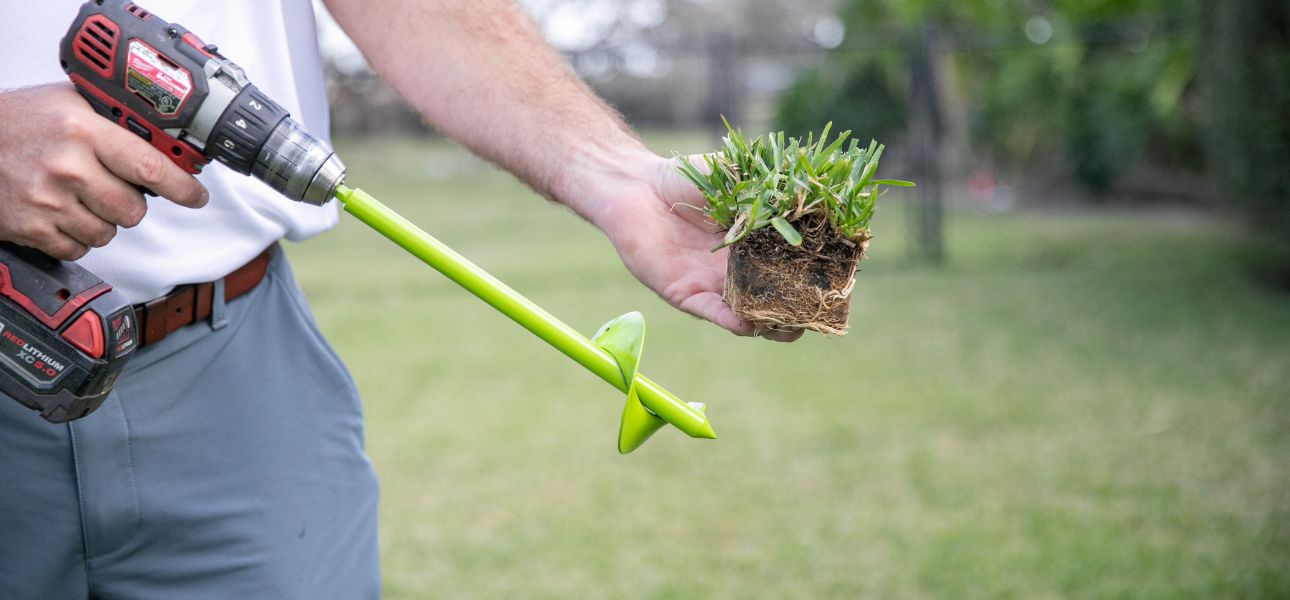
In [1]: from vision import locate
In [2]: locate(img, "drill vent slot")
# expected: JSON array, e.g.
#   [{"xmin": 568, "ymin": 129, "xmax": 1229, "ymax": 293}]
[
  {"xmin": 125, "ymin": 4, "xmax": 151, "ymax": 19},
  {"xmin": 88, "ymin": 21, "xmax": 116, "ymax": 44},
  {"xmin": 83, "ymin": 29, "xmax": 113, "ymax": 56},
  {"xmin": 77, "ymin": 48, "xmax": 108, "ymax": 71},
  {"xmin": 73, "ymin": 15, "xmax": 118, "ymax": 78}
]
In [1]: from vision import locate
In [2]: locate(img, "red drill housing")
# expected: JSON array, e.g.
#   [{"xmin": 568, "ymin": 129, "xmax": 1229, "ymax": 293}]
[{"xmin": 62, "ymin": 1, "xmax": 213, "ymax": 174}]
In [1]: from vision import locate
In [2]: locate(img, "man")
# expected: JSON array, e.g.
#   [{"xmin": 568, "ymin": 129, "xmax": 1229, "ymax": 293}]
[{"xmin": 0, "ymin": 0, "xmax": 799, "ymax": 597}]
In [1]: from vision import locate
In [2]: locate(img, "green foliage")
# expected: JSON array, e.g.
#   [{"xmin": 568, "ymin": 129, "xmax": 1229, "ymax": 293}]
[
  {"xmin": 676, "ymin": 119, "xmax": 912, "ymax": 249},
  {"xmin": 775, "ymin": 60, "xmax": 908, "ymax": 145},
  {"xmin": 777, "ymin": 0, "xmax": 1203, "ymax": 195}
]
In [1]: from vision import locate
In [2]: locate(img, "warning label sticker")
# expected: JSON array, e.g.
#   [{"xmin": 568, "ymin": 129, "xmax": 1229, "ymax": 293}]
[
  {"xmin": 126, "ymin": 39, "xmax": 192, "ymax": 115},
  {"xmin": 0, "ymin": 316, "xmax": 69, "ymax": 388}
]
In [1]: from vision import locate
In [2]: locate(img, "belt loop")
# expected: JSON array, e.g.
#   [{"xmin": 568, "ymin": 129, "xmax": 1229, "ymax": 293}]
[{"xmin": 211, "ymin": 278, "xmax": 229, "ymax": 331}]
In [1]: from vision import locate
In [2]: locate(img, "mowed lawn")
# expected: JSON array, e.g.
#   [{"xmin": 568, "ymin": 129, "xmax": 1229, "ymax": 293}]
[{"xmin": 285, "ymin": 136, "xmax": 1289, "ymax": 598}]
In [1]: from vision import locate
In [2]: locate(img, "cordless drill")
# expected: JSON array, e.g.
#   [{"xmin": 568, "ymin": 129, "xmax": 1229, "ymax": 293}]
[{"xmin": 0, "ymin": 0, "xmax": 345, "ymax": 422}]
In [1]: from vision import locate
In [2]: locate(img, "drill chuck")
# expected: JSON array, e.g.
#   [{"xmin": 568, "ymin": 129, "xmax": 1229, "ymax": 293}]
[
  {"xmin": 206, "ymin": 85, "xmax": 344, "ymax": 205},
  {"xmin": 253, "ymin": 118, "xmax": 347, "ymax": 206}
]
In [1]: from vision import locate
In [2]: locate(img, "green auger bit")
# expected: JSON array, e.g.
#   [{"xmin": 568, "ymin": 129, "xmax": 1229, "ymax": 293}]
[
  {"xmin": 334, "ymin": 185, "xmax": 716, "ymax": 453},
  {"xmin": 593, "ymin": 312, "xmax": 707, "ymax": 453}
]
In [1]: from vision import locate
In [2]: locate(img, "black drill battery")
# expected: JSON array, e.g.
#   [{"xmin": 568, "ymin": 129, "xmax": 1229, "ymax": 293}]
[{"xmin": 0, "ymin": 243, "xmax": 137, "ymax": 423}]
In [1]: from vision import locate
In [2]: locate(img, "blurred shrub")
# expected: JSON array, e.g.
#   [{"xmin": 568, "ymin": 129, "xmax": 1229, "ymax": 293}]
[
  {"xmin": 775, "ymin": 58, "xmax": 907, "ymax": 144},
  {"xmin": 775, "ymin": 0, "xmax": 1203, "ymax": 196},
  {"xmin": 1203, "ymin": 0, "xmax": 1290, "ymax": 238},
  {"xmin": 1064, "ymin": 37, "xmax": 1199, "ymax": 194}
]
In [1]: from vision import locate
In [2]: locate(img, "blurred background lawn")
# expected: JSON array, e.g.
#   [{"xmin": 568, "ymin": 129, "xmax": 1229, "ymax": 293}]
[
  {"xmin": 284, "ymin": 134, "xmax": 1288, "ymax": 598},
  {"xmin": 304, "ymin": 0, "xmax": 1289, "ymax": 596}
]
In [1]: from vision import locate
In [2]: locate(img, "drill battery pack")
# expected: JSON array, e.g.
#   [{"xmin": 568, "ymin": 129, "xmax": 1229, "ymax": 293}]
[{"xmin": 0, "ymin": 243, "xmax": 137, "ymax": 423}]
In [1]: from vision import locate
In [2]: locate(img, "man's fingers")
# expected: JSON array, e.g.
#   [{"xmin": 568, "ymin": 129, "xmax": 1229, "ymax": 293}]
[
  {"xmin": 41, "ymin": 233, "xmax": 90, "ymax": 261},
  {"xmin": 677, "ymin": 291, "xmax": 755, "ymax": 336},
  {"xmin": 71, "ymin": 164, "xmax": 148, "ymax": 228},
  {"xmin": 57, "ymin": 200, "xmax": 118, "ymax": 249},
  {"xmin": 675, "ymin": 292, "xmax": 805, "ymax": 342},
  {"xmin": 92, "ymin": 124, "xmax": 207, "ymax": 208},
  {"xmin": 755, "ymin": 327, "xmax": 805, "ymax": 343},
  {"xmin": 11, "ymin": 214, "xmax": 91, "ymax": 261}
]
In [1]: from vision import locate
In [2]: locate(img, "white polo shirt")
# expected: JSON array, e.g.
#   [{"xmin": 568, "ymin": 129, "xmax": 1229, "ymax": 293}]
[{"xmin": 0, "ymin": 1, "xmax": 338, "ymax": 303}]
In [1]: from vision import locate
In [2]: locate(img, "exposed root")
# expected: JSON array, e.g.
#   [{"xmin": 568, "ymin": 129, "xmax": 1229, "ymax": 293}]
[{"xmin": 723, "ymin": 215, "xmax": 867, "ymax": 335}]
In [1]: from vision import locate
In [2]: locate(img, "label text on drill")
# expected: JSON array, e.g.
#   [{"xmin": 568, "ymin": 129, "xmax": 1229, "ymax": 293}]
[{"xmin": 2, "ymin": 329, "xmax": 66, "ymax": 374}]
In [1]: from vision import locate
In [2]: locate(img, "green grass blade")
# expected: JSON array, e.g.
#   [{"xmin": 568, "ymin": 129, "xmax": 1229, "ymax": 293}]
[
  {"xmin": 676, "ymin": 121, "xmax": 909, "ymax": 248},
  {"xmin": 771, "ymin": 217, "xmax": 803, "ymax": 246}
]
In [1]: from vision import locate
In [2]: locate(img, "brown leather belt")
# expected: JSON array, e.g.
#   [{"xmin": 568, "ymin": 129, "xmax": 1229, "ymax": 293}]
[{"xmin": 132, "ymin": 245, "xmax": 277, "ymax": 348}]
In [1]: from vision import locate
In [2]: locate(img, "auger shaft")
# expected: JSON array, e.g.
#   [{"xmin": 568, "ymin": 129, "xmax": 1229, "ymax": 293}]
[{"xmin": 334, "ymin": 185, "xmax": 716, "ymax": 442}]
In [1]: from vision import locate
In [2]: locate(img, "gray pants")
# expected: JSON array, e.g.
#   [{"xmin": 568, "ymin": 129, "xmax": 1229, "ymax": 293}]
[{"xmin": 0, "ymin": 250, "xmax": 380, "ymax": 599}]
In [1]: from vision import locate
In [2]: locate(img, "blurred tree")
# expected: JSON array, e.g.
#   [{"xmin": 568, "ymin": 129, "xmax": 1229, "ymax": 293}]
[{"xmin": 1202, "ymin": 0, "xmax": 1290, "ymax": 241}]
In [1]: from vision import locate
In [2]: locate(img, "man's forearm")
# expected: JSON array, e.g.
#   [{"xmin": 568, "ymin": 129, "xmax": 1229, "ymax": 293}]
[
  {"xmin": 325, "ymin": 0, "xmax": 794, "ymax": 339},
  {"xmin": 324, "ymin": 0, "xmax": 660, "ymax": 222}
]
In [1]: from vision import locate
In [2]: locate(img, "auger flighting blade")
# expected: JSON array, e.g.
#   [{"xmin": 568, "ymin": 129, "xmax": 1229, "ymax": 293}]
[
  {"xmin": 593, "ymin": 312, "xmax": 665, "ymax": 454},
  {"xmin": 333, "ymin": 185, "xmax": 717, "ymax": 453}
]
